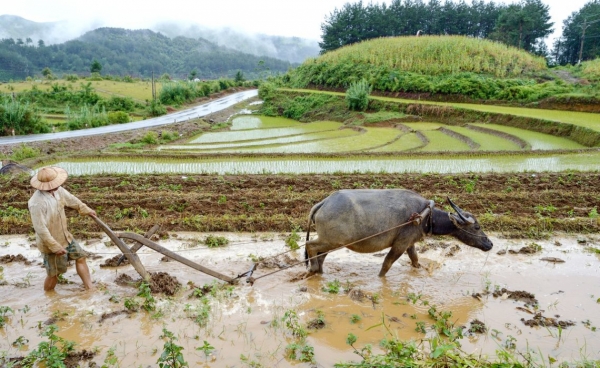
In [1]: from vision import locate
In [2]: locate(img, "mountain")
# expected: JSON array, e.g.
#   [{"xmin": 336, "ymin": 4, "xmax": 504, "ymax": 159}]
[
  {"xmin": 0, "ymin": 27, "xmax": 294, "ymax": 81},
  {"xmin": 0, "ymin": 15, "xmax": 319, "ymax": 64}
]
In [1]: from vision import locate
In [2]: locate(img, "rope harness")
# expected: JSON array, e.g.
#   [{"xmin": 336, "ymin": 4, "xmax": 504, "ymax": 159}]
[{"xmin": 237, "ymin": 200, "xmax": 435, "ymax": 285}]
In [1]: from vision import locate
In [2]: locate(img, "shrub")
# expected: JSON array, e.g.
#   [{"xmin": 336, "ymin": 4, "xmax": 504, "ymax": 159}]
[
  {"xmin": 108, "ymin": 111, "xmax": 130, "ymax": 124},
  {"xmin": 346, "ymin": 79, "xmax": 372, "ymax": 111},
  {"xmin": 0, "ymin": 100, "xmax": 49, "ymax": 135},
  {"xmin": 105, "ymin": 96, "xmax": 136, "ymax": 112},
  {"xmin": 10, "ymin": 144, "xmax": 40, "ymax": 161},
  {"xmin": 141, "ymin": 131, "xmax": 159, "ymax": 145},
  {"xmin": 160, "ymin": 130, "xmax": 177, "ymax": 142},
  {"xmin": 147, "ymin": 100, "xmax": 167, "ymax": 117},
  {"xmin": 65, "ymin": 104, "xmax": 109, "ymax": 130}
]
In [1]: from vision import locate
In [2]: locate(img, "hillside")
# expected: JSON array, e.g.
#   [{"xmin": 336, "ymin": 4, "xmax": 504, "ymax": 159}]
[
  {"xmin": 0, "ymin": 15, "xmax": 319, "ymax": 64},
  {"xmin": 279, "ymin": 35, "xmax": 583, "ymax": 103},
  {"xmin": 0, "ymin": 27, "xmax": 294, "ymax": 81}
]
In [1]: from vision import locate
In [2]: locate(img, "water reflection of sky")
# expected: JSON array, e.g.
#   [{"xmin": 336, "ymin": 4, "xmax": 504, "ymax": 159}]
[{"xmin": 55, "ymin": 153, "xmax": 600, "ymax": 176}]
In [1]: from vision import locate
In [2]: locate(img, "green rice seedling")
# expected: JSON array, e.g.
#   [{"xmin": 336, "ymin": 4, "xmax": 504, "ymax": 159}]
[{"xmin": 350, "ymin": 314, "xmax": 362, "ymax": 324}]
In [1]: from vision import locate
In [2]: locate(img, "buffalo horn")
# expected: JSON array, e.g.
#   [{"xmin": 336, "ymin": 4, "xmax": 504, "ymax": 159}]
[{"xmin": 447, "ymin": 197, "xmax": 474, "ymax": 224}]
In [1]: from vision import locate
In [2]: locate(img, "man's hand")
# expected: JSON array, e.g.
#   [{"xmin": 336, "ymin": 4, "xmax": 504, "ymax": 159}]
[
  {"xmin": 88, "ymin": 210, "xmax": 97, "ymax": 217},
  {"xmin": 54, "ymin": 248, "xmax": 67, "ymax": 256}
]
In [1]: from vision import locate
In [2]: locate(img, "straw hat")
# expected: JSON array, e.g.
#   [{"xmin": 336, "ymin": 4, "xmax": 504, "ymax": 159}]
[{"xmin": 30, "ymin": 166, "xmax": 68, "ymax": 191}]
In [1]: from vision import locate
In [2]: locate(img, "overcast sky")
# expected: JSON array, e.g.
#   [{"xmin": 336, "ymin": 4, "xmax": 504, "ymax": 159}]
[{"xmin": 1, "ymin": 0, "xmax": 591, "ymax": 42}]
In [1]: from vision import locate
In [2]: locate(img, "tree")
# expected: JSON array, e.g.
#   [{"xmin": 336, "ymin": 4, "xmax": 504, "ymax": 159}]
[
  {"xmin": 234, "ymin": 70, "xmax": 245, "ymax": 84},
  {"xmin": 41, "ymin": 67, "xmax": 53, "ymax": 79},
  {"xmin": 554, "ymin": 0, "xmax": 600, "ymax": 65},
  {"xmin": 37, "ymin": 39, "xmax": 45, "ymax": 48},
  {"xmin": 491, "ymin": 0, "xmax": 553, "ymax": 52},
  {"xmin": 90, "ymin": 59, "xmax": 102, "ymax": 74},
  {"xmin": 188, "ymin": 69, "xmax": 198, "ymax": 80}
]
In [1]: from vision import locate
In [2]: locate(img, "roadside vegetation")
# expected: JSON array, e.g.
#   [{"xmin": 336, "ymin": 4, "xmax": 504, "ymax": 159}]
[{"xmin": 0, "ymin": 75, "xmax": 255, "ymax": 136}]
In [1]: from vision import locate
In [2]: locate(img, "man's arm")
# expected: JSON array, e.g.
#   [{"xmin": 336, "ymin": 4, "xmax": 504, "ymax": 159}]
[{"xmin": 61, "ymin": 188, "xmax": 96, "ymax": 217}]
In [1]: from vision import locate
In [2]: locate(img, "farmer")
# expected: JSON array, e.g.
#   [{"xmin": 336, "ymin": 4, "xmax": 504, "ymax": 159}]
[{"xmin": 28, "ymin": 166, "xmax": 96, "ymax": 291}]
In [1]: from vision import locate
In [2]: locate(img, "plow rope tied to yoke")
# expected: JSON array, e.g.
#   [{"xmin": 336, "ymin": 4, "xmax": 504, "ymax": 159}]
[{"xmin": 246, "ymin": 202, "xmax": 433, "ymax": 285}]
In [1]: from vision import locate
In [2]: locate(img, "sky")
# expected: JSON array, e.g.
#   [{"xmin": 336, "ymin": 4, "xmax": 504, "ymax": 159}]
[{"xmin": 0, "ymin": 0, "xmax": 592, "ymax": 42}]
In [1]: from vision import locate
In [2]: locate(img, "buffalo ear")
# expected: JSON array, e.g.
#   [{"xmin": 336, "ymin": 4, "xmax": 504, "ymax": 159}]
[{"xmin": 448, "ymin": 213, "xmax": 463, "ymax": 226}]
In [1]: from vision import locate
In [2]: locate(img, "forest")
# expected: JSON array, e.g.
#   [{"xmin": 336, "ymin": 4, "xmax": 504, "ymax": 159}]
[
  {"xmin": 319, "ymin": 0, "xmax": 600, "ymax": 64},
  {"xmin": 0, "ymin": 27, "xmax": 294, "ymax": 81}
]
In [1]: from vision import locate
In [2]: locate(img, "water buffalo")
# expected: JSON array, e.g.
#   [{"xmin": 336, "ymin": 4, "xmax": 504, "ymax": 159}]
[
  {"xmin": 305, "ymin": 189, "xmax": 493, "ymax": 276},
  {"xmin": 0, "ymin": 160, "xmax": 33, "ymax": 176}
]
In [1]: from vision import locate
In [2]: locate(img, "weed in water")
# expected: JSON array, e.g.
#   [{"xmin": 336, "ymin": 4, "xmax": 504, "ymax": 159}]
[
  {"xmin": 157, "ymin": 328, "xmax": 188, "ymax": 368},
  {"xmin": 204, "ymin": 235, "xmax": 229, "ymax": 248},
  {"xmin": 322, "ymin": 279, "xmax": 341, "ymax": 294},
  {"xmin": 0, "ymin": 306, "xmax": 15, "ymax": 330},
  {"xmin": 21, "ymin": 325, "xmax": 76, "ymax": 367},
  {"xmin": 415, "ymin": 321, "xmax": 427, "ymax": 333},
  {"xmin": 350, "ymin": 314, "xmax": 362, "ymax": 324},
  {"xmin": 102, "ymin": 346, "xmax": 119, "ymax": 367},
  {"xmin": 282, "ymin": 309, "xmax": 307, "ymax": 338},
  {"xmin": 12, "ymin": 335, "xmax": 29, "ymax": 349},
  {"xmin": 137, "ymin": 282, "xmax": 156, "ymax": 312},
  {"xmin": 285, "ymin": 228, "xmax": 301, "ymax": 250},
  {"xmin": 196, "ymin": 340, "xmax": 215, "ymax": 361},
  {"xmin": 124, "ymin": 297, "xmax": 140, "ymax": 312}
]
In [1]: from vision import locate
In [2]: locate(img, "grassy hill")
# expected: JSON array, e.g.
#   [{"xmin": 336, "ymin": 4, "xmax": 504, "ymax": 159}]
[{"xmin": 279, "ymin": 36, "xmax": 583, "ymax": 103}]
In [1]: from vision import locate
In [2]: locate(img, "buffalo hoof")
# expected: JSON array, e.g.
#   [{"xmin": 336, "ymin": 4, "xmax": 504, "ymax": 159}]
[{"xmin": 411, "ymin": 262, "xmax": 422, "ymax": 268}]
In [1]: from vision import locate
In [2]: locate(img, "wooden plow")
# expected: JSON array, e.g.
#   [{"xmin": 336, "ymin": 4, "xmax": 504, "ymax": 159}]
[{"xmin": 93, "ymin": 217, "xmax": 237, "ymax": 284}]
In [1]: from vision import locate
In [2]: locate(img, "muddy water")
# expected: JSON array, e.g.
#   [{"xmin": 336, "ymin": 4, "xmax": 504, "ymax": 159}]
[{"xmin": 0, "ymin": 232, "xmax": 599, "ymax": 366}]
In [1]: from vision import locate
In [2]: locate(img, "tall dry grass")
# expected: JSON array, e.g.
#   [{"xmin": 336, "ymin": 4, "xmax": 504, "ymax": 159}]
[{"xmin": 313, "ymin": 35, "xmax": 547, "ymax": 78}]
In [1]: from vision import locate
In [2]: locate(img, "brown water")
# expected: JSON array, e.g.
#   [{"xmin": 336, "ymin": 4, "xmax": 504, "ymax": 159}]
[{"xmin": 0, "ymin": 232, "xmax": 599, "ymax": 367}]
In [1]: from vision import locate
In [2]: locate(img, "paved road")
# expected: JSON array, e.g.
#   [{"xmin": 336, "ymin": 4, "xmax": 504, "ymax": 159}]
[{"xmin": 0, "ymin": 89, "xmax": 258, "ymax": 145}]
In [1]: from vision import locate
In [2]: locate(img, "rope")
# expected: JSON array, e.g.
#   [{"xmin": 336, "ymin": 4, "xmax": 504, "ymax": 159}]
[{"xmin": 249, "ymin": 215, "xmax": 425, "ymax": 284}]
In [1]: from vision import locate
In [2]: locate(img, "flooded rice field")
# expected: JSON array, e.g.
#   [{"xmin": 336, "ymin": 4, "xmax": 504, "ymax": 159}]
[
  {"xmin": 1, "ymin": 232, "xmax": 599, "ymax": 366},
  {"xmin": 52, "ymin": 151, "xmax": 600, "ymax": 176}
]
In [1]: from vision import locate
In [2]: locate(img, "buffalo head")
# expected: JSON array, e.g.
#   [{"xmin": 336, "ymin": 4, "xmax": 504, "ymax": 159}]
[{"xmin": 447, "ymin": 197, "xmax": 493, "ymax": 251}]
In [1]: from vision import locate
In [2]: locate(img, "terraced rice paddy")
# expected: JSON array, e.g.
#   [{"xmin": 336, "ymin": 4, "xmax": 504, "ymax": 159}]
[
  {"xmin": 162, "ymin": 115, "xmax": 585, "ymax": 154},
  {"xmin": 188, "ymin": 120, "xmax": 342, "ymax": 144},
  {"xmin": 445, "ymin": 126, "xmax": 521, "ymax": 151},
  {"xmin": 471, "ymin": 123, "xmax": 586, "ymax": 150}
]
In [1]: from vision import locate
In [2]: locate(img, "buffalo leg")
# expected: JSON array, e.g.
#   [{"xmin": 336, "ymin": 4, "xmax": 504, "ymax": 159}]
[
  {"xmin": 305, "ymin": 240, "xmax": 331, "ymax": 273},
  {"xmin": 316, "ymin": 252, "xmax": 328, "ymax": 273},
  {"xmin": 406, "ymin": 245, "xmax": 421, "ymax": 268},
  {"xmin": 378, "ymin": 247, "xmax": 406, "ymax": 277}
]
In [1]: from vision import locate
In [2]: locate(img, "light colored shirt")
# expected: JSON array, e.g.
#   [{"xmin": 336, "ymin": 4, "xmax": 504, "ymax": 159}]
[{"xmin": 28, "ymin": 186, "xmax": 93, "ymax": 254}]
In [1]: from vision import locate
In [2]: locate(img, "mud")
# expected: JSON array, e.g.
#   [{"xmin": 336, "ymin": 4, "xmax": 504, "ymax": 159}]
[
  {"xmin": 99, "ymin": 255, "xmax": 129, "ymax": 267},
  {"xmin": 492, "ymin": 288, "xmax": 539, "ymax": 306},
  {"xmin": 0, "ymin": 231, "xmax": 599, "ymax": 367},
  {"xmin": 148, "ymin": 271, "xmax": 181, "ymax": 296},
  {"xmin": 521, "ymin": 312, "xmax": 576, "ymax": 328},
  {"xmin": 468, "ymin": 319, "xmax": 487, "ymax": 334},
  {"xmin": 0, "ymin": 254, "xmax": 31, "ymax": 265}
]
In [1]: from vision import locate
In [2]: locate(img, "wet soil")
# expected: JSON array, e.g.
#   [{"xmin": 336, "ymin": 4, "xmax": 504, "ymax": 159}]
[
  {"xmin": 0, "ymin": 254, "xmax": 31, "ymax": 265},
  {"xmin": 99, "ymin": 255, "xmax": 129, "ymax": 267},
  {"xmin": 0, "ymin": 232, "xmax": 598, "ymax": 367},
  {"xmin": 2, "ymin": 171, "xmax": 599, "ymax": 238}
]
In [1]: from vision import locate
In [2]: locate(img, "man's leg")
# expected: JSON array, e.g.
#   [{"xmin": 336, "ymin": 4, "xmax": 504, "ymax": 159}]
[
  {"xmin": 75, "ymin": 258, "xmax": 94, "ymax": 290},
  {"xmin": 44, "ymin": 275, "xmax": 58, "ymax": 291}
]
